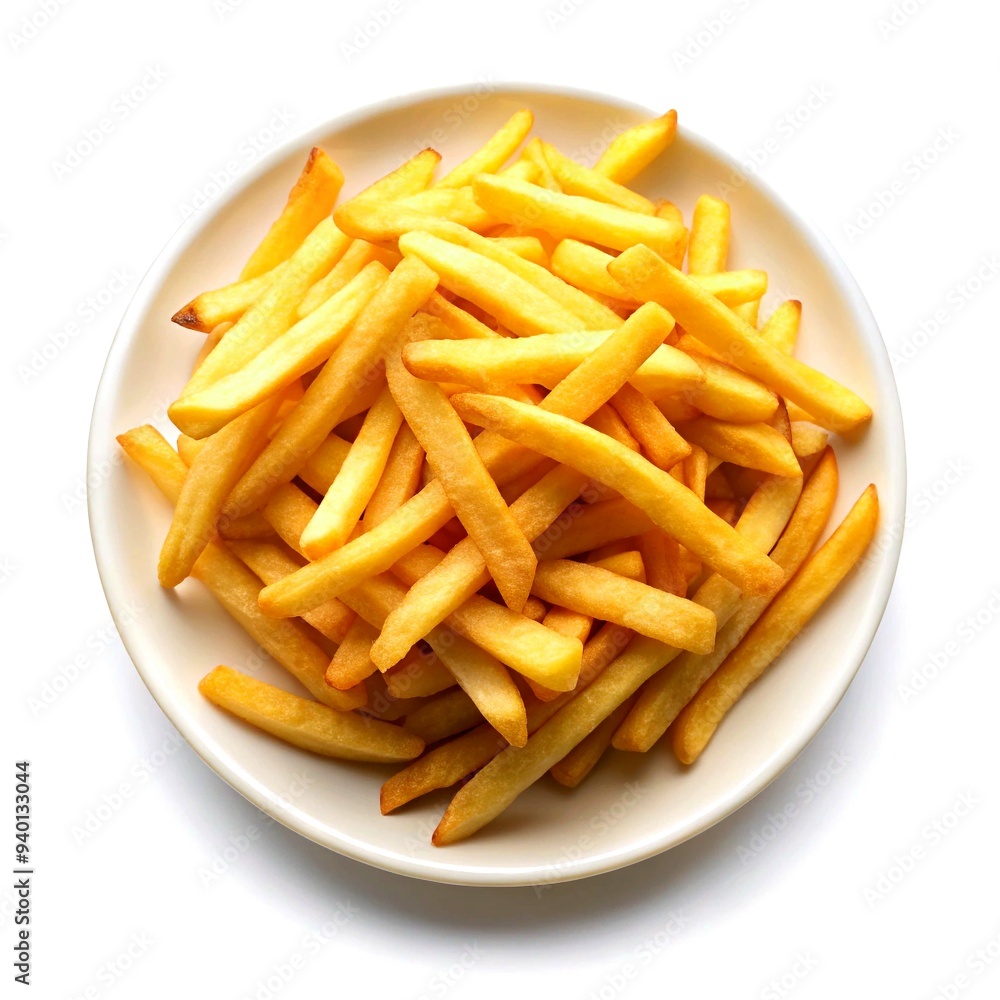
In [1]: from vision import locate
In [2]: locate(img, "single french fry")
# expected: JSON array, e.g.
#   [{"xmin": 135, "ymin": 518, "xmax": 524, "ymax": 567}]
[
  {"xmin": 759, "ymin": 300, "xmax": 802, "ymax": 355},
  {"xmin": 472, "ymin": 173, "xmax": 686, "ymax": 263},
  {"xmin": 686, "ymin": 446, "xmax": 709, "ymax": 502},
  {"xmin": 531, "ymin": 560, "xmax": 715, "ymax": 652},
  {"xmin": 673, "ymin": 482, "xmax": 879, "ymax": 763},
  {"xmin": 791, "ymin": 421, "xmax": 829, "ymax": 459},
  {"xmin": 158, "ymin": 394, "xmax": 282, "ymax": 588},
  {"xmin": 198, "ymin": 666, "xmax": 419, "ymax": 763},
  {"xmin": 687, "ymin": 195, "xmax": 730, "ymax": 275},
  {"xmin": 637, "ymin": 529, "xmax": 686, "ymax": 596},
  {"xmin": 402, "ymin": 329, "xmax": 699, "ymax": 397},
  {"xmin": 677, "ymin": 417, "xmax": 801, "ymax": 478},
  {"xmin": 491, "ymin": 235, "xmax": 548, "ymax": 265},
  {"xmin": 431, "ymin": 469, "xmax": 803, "ymax": 844},
  {"xmin": 656, "ymin": 200, "xmax": 684, "ymax": 227},
  {"xmin": 613, "ymin": 450, "xmax": 836, "ymax": 752},
  {"xmin": 610, "ymin": 383, "xmax": 691, "ymax": 470},
  {"xmin": 325, "ymin": 616, "xmax": 380, "ymax": 690},
  {"xmin": 116, "ymin": 427, "xmax": 365, "ymax": 711},
  {"xmin": 297, "ymin": 239, "xmax": 400, "ymax": 318},
  {"xmin": 550, "ymin": 694, "xmax": 638, "ymax": 787},
  {"xmin": 297, "ymin": 434, "xmax": 352, "ymax": 494},
  {"xmin": 404, "ymin": 690, "xmax": 483, "ymax": 743},
  {"xmin": 609, "ymin": 247, "xmax": 873, "ymax": 433},
  {"xmin": 400, "ymin": 186, "xmax": 497, "ymax": 230},
  {"xmin": 543, "ymin": 605, "xmax": 593, "ymax": 645},
  {"xmin": 594, "ymin": 111, "xmax": 677, "ymax": 184},
  {"xmin": 385, "ymin": 352, "xmax": 536, "ymax": 611},
  {"xmin": 539, "ymin": 141, "xmax": 655, "ymax": 214},
  {"xmin": 217, "ymin": 511, "xmax": 276, "ymax": 541},
  {"xmin": 532, "ymin": 497, "xmax": 653, "ymax": 560},
  {"xmin": 364, "ymin": 422, "xmax": 424, "ymax": 527},
  {"xmin": 173, "ymin": 267, "xmax": 285, "ymax": 332},
  {"xmin": 239, "ymin": 148, "xmax": 345, "ymax": 281},
  {"xmin": 225, "ymin": 540, "xmax": 355, "ymax": 644},
  {"xmin": 170, "ymin": 263, "xmax": 388, "ymax": 438},
  {"xmin": 345, "ymin": 147, "xmax": 441, "ymax": 207},
  {"xmin": 223, "ymin": 259, "xmax": 439, "ymax": 518},
  {"xmin": 179, "ymin": 219, "xmax": 353, "ymax": 399},
  {"xmin": 399, "ymin": 231, "xmax": 586, "ymax": 336},
  {"xmin": 300, "ymin": 386, "xmax": 403, "ymax": 557},
  {"xmin": 589, "ymin": 550, "xmax": 646, "ymax": 582},
  {"xmin": 452, "ymin": 393, "xmax": 784, "ymax": 597},
  {"xmin": 673, "ymin": 349, "xmax": 779, "ymax": 424},
  {"xmin": 734, "ymin": 299, "xmax": 760, "ymax": 328},
  {"xmin": 437, "ymin": 110, "xmax": 534, "ymax": 188},
  {"xmin": 421, "ymin": 292, "xmax": 501, "ymax": 340}
]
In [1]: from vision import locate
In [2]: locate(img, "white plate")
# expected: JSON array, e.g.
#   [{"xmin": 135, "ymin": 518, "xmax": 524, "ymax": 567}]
[{"xmin": 88, "ymin": 84, "xmax": 905, "ymax": 886}]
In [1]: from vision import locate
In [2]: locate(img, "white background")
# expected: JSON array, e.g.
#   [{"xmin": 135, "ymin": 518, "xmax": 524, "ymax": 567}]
[{"xmin": 4, "ymin": 0, "xmax": 999, "ymax": 997}]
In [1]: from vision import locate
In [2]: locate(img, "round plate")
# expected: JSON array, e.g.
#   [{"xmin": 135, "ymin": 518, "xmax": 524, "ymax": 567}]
[{"xmin": 88, "ymin": 84, "xmax": 905, "ymax": 886}]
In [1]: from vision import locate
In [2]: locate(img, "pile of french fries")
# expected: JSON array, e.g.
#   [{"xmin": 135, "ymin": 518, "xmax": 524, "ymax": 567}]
[{"xmin": 117, "ymin": 107, "xmax": 879, "ymax": 846}]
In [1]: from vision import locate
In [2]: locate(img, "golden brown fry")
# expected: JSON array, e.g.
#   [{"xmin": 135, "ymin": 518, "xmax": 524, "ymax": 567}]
[
  {"xmin": 198, "ymin": 666, "xmax": 419, "ymax": 763},
  {"xmin": 297, "ymin": 240, "xmax": 400, "ymax": 318},
  {"xmin": 437, "ymin": 109, "xmax": 534, "ymax": 188},
  {"xmin": 364, "ymin": 422, "xmax": 424, "ymax": 527},
  {"xmin": 173, "ymin": 268, "xmax": 284, "ymax": 333},
  {"xmin": 297, "ymin": 434, "xmax": 352, "ymax": 494},
  {"xmin": 223, "ymin": 259, "xmax": 439, "ymax": 518},
  {"xmin": 385, "ymin": 351, "xmax": 536, "ymax": 611},
  {"xmin": 549, "ymin": 694, "xmax": 638, "ymax": 787},
  {"xmin": 532, "ymin": 497, "xmax": 653, "ymax": 560},
  {"xmin": 239, "ymin": 148, "xmax": 345, "ymax": 281},
  {"xmin": 402, "ymin": 329, "xmax": 699, "ymax": 397},
  {"xmin": 791, "ymin": 421, "xmax": 829, "ymax": 459},
  {"xmin": 404, "ymin": 689, "xmax": 482, "ymax": 743},
  {"xmin": 300, "ymin": 386, "xmax": 403, "ymax": 557},
  {"xmin": 325, "ymin": 616, "xmax": 379, "ymax": 690},
  {"xmin": 594, "ymin": 111, "xmax": 677, "ymax": 184},
  {"xmin": 472, "ymin": 173, "xmax": 686, "ymax": 262},
  {"xmin": 384, "ymin": 653, "xmax": 455, "ymax": 699},
  {"xmin": 398, "ymin": 231, "xmax": 586, "ymax": 336},
  {"xmin": 539, "ymin": 141, "xmax": 655, "ymax": 214},
  {"xmin": 672, "ymin": 482, "xmax": 879, "ymax": 763},
  {"xmin": 609, "ymin": 247, "xmax": 872, "ymax": 433},
  {"xmin": 610, "ymin": 382, "xmax": 691, "ymax": 470},
  {"xmin": 687, "ymin": 195, "xmax": 730, "ymax": 275},
  {"xmin": 759, "ymin": 300, "xmax": 802, "ymax": 355},
  {"xmin": 531, "ymin": 560, "xmax": 715, "ymax": 652},
  {"xmin": 677, "ymin": 417, "xmax": 802, "ymax": 478}
]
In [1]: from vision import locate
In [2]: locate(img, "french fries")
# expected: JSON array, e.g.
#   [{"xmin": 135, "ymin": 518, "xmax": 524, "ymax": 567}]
[{"xmin": 119, "ymin": 109, "xmax": 880, "ymax": 848}]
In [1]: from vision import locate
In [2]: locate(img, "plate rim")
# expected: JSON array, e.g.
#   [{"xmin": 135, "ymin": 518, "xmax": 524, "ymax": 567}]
[{"xmin": 88, "ymin": 82, "xmax": 906, "ymax": 887}]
